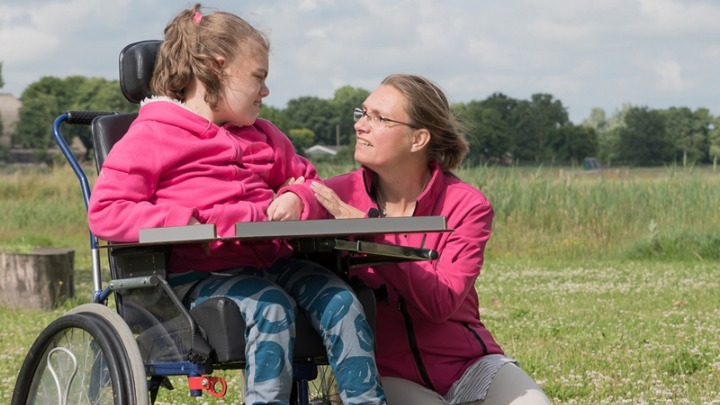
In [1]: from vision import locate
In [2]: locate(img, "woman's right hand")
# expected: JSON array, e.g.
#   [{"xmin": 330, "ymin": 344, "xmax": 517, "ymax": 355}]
[{"xmin": 310, "ymin": 182, "xmax": 365, "ymax": 219}]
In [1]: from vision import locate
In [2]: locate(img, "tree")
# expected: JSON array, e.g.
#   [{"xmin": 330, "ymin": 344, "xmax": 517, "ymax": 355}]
[
  {"xmin": 284, "ymin": 96, "xmax": 337, "ymax": 146},
  {"xmin": 661, "ymin": 107, "xmax": 711, "ymax": 164},
  {"xmin": 455, "ymin": 101, "xmax": 512, "ymax": 165},
  {"xmin": 554, "ymin": 125, "xmax": 598, "ymax": 165},
  {"xmin": 616, "ymin": 107, "xmax": 673, "ymax": 166},
  {"xmin": 287, "ymin": 128, "xmax": 314, "ymax": 155},
  {"xmin": 14, "ymin": 76, "xmax": 134, "ymax": 158},
  {"xmin": 259, "ymin": 105, "xmax": 292, "ymax": 134},
  {"xmin": 509, "ymin": 94, "xmax": 570, "ymax": 163},
  {"xmin": 330, "ymin": 86, "xmax": 370, "ymax": 146},
  {"xmin": 14, "ymin": 81, "xmax": 62, "ymax": 149},
  {"xmin": 709, "ymin": 116, "xmax": 720, "ymax": 163},
  {"xmin": 0, "ymin": 62, "xmax": 4, "ymax": 139}
]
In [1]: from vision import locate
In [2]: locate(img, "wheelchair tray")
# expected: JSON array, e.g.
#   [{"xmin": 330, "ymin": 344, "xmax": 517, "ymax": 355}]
[{"xmin": 102, "ymin": 216, "xmax": 449, "ymax": 263}]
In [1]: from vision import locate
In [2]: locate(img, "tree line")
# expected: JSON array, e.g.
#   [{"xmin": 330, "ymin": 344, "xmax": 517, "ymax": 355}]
[{"xmin": 6, "ymin": 74, "xmax": 720, "ymax": 167}]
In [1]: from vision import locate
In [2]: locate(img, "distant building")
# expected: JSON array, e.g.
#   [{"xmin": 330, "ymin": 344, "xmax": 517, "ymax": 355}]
[
  {"xmin": 0, "ymin": 93, "xmax": 21, "ymax": 147},
  {"xmin": 304, "ymin": 144, "xmax": 340, "ymax": 158}
]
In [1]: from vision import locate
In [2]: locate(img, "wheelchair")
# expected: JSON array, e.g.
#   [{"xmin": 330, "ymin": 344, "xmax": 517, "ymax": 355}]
[{"xmin": 11, "ymin": 40, "xmax": 444, "ymax": 405}]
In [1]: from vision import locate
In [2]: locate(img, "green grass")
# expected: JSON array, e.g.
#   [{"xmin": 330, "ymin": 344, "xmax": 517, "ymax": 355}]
[{"xmin": 1, "ymin": 163, "xmax": 718, "ymax": 403}]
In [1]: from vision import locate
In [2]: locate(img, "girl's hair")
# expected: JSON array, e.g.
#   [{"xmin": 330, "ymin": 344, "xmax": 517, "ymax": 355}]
[
  {"xmin": 381, "ymin": 74, "xmax": 469, "ymax": 171},
  {"xmin": 150, "ymin": 3, "xmax": 269, "ymax": 110}
]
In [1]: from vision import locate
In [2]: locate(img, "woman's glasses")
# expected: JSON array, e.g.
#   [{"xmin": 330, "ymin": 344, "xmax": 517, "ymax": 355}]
[{"xmin": 353, "ymin": 108, "xmax": 418, "ymax": 129}]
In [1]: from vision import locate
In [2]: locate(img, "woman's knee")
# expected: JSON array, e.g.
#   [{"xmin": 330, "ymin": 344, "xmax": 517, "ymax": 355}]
[{"xmin": 484, "ymin": 363, "xmax": 550, "ymax": 405}]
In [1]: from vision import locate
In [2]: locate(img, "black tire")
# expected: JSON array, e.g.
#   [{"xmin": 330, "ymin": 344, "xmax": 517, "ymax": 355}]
[{"xmin": 12, "ymin": 313, "xmax": 129, "ymax": 405}]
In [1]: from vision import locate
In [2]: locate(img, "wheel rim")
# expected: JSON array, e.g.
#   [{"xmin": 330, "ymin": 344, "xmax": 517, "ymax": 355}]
[{"xmin": 27, "ymin": 322, "xmax": 117, "ymax": 404}]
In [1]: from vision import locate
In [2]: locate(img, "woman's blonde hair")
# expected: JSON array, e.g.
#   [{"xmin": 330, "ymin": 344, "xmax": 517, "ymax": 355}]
[
  {"xmin": 381, "ymin": 74, "xmax": 469, "ymax": 171},
  {"xmin": 150, "ymin": 3, "xmax": 269, "ymax": 110}
]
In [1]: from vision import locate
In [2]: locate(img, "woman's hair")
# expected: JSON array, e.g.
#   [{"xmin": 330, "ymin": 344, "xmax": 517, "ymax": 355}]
[
  {"xmin": 381, "ymin": 74, "xmax": 469, "ymax": 171},
  {"xmin": 150, "ymin": 3, "xmax": 269, "ymax": 110}
]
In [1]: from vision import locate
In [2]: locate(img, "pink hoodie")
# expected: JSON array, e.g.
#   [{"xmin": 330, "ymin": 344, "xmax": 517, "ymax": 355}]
[
  {"xmin": 88, "ymin": 99, "xmax": 324, "ymax": 273},
  {"xmin": 324, "ymin": 162, "xmax": 504, "ymax": 395}
]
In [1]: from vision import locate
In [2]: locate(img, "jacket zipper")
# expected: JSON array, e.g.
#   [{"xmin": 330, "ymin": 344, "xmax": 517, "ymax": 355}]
[
  {"xmin": 399, "ymin": 296, "xmax": 436, "ymax": 392},
  {"xmin": 462, "ymin": 322, "xmax": 488, "ymax": 354}
]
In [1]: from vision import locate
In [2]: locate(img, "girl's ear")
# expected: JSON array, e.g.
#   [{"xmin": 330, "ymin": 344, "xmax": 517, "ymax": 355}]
[{"xmin": 410, "ymin": 128, "xmax": 431, "ymax": 153}]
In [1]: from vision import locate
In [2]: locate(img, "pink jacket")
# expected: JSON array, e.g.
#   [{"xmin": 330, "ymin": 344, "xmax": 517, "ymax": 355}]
[
  {"xmin": 324, "ymin": 162, "xmax": 504, "ymax": 395},
  {"xmin": 88, "ymin": 99, "xmax": 324, "ymax": 273}
]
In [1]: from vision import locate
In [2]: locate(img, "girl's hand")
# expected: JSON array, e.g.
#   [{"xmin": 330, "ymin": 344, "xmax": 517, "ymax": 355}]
[
  {"xmin": 310, "ymin": 182, "xmax": 364, "ymax": 219},
  {"xmin": 281, "ymin": 176, "xmax": 305, "ymax": 187},
  {"xmin": 267, "ymin": 192, "xmax": 303, "ymax": 221}
]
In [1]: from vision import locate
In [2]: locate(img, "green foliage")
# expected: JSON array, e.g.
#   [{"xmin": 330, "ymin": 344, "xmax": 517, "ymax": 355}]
[
  {"xmin": 285, "ymin": 96, "xmax": 337, "ymax": 145},
  {"xmin": 617, "ymin": 106, "xmax": 674, "ymax": 166},
  {"xmin": 454, "ymin": 100, "xmax": 513, "ymax": 165},
  {"xmin": 259, "ymin": 104, "xmax": 292, "ymax": 134},
  {"xmin": 453, "ymin": 165, "xmax": 720, "ymax": 261},
  {"xmin": 282, "ymin": 86, "xmax": 368, "ymax": 149},
  {"xmin": 287, "ymin": 128, "xmax": 314, "ymax": 154},
  {"xmin": 662, "ymin": 107, "xmax": 711, "ymax": 164},
  {"xmin": 330, "ymin": 86, "xmax": 369, "ymax": 145},
  {"xmin": 11, "ymin": 74, "xmax": 720, "ymax": 167},
  {"xmin": 13, "ymin": 76, "xmax": 135, "ymax": 158}
]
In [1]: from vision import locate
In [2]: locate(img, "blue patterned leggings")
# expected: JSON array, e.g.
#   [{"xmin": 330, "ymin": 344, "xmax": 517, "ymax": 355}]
[{"xmin": 181, "ymin": 259, "xmax": 386, "ymax": 405}]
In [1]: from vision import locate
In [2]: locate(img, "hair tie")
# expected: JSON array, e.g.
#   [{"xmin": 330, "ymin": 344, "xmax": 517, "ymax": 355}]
[{"xmin": 193, "ymin": 11, "xmax": 203, "ymax": 25}]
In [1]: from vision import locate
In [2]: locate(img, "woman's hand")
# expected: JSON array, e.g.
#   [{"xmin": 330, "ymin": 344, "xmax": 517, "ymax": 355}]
[
  {"xmin": 267, "ymin": 192, "xmax": 303, "ymax": 221},
  {"xmin": 311, "ymin": 182, "xmax": 365, "ymax": 219}
]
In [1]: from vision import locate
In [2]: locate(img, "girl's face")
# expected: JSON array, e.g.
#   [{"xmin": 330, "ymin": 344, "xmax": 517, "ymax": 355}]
[
  {"xmin": 216, "ymin": 41, "xmax": 270, "ymax": 126},
  {"xmin": 354, "ymin": 85, "xmax": 416, "ymax": 170}
]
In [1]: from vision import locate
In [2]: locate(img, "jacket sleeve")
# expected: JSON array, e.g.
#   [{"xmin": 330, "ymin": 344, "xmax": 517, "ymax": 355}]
[
  {"xmin": 87, "ymin": 126, "xmax": 196, "ymax": 242},
  {"xmin": 260, "ymin": 120, "xmax": 326, "ymax": 220},
  {"xmin": 375, "ymin": 199, "xmax": 493, "ymax": 322}
]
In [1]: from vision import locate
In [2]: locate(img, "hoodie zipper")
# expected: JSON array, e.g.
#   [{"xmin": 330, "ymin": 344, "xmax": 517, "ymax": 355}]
[
  {"xmin": 399, "ymin": 296, "xmax": 436, "ymax": 392},
  {"xmin": 462, "ymin": 322, "xmax": 488, "ymax": 354}
]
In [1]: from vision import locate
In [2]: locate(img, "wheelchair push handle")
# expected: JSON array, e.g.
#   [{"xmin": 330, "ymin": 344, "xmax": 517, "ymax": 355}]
[{"xmin": 65, "ymin": 110, "xmax": 118, "ymax": 125}]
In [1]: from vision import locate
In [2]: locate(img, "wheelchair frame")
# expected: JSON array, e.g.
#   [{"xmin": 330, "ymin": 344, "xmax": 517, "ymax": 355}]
[{"xmin": 11, "ymin": 41, "xmax": 445, "ymax": 405}]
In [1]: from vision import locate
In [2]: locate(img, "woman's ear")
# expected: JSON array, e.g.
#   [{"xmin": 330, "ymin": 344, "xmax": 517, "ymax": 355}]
[{"xmin": 410, "ymin": 128, "xmax": 431, "ymax": 153}]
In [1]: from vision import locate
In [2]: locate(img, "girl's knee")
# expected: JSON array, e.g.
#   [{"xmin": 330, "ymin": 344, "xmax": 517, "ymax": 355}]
[{"xmin": 251, "ymin": 287, "xmax": 296, "ymax": 334}]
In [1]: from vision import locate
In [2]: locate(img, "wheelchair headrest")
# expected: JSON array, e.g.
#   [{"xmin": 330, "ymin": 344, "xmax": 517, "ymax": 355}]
[{"xmin": 119, "ymin": 40, "xmax": 162, "ymax": 104}]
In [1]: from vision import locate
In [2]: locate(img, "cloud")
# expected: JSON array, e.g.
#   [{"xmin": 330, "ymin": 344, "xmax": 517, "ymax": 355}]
[{"xmin": 652, "ymin": 60, "xmax": 688, "ymax": 92}]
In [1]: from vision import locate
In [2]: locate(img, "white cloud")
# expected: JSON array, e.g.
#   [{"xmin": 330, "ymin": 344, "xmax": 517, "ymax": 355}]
[{"xmin": 652, "ymin": 60, "xmax": 689, "ymax": 92}]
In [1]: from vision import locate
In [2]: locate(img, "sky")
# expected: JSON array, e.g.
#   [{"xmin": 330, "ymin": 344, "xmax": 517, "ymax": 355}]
[{"xmin": 2, "ymin": 0, "xmax": 720, "ymax": 124}]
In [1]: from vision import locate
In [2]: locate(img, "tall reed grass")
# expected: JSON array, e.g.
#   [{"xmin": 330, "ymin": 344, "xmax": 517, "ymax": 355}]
[{"xmin": 455, "ymin": 165, "xmax": 720, "ymax": 263}]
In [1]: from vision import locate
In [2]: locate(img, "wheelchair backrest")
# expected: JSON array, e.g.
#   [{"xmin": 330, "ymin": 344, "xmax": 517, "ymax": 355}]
[{"xmin": 91, "ymin": 40, "xmax": 161, "ymax": 171}]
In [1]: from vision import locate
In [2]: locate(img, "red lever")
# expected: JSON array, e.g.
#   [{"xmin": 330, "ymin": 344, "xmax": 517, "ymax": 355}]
[{"xmin": 188, "ymin": 375, "xmax": 228, "ymax": 398}]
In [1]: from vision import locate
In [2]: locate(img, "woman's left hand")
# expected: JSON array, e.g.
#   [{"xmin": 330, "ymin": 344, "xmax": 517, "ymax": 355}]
[{"xmin": 311, "ymin": 182, "xmax": 365, "ymax": 219}]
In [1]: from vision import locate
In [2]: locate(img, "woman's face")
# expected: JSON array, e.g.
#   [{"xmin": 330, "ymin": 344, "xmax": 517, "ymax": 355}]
[
  {"xmin": 354, "ymin": 84, "xmax": 416, "ymax": 170},
  {"xmin": 216, "ymin": 41, "xmax": 270, "ymax": 126}
]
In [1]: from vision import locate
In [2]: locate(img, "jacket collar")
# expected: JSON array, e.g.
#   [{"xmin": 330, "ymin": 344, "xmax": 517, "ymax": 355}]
[{"xmin": 360, "ymin": 161, "xmax": 444, "ymax": 216}]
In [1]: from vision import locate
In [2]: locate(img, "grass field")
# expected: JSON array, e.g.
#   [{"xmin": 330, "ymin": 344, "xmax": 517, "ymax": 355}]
[{"xmin": 1, "ymin": 163, "xmax": 718, "ymax": 403}]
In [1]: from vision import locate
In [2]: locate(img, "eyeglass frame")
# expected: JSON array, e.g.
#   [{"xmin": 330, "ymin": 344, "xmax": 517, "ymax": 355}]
[{"xmin": 353, "ymin": 107, "xmax": 419, "ymax": 129}]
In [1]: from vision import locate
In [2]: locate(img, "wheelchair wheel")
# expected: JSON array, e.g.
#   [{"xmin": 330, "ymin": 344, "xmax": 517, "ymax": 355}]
[
  {"xmin": 12, "ymin": 313, "xmax": 128, "ymax": 404},
  {"xmin": 67, "ymin": 303, "xmax": 148, "ymax": 404}
]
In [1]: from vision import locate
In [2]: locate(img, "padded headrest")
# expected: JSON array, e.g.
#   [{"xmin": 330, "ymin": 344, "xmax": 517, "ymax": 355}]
[{"xmin": 119, "ymin": 40, "xmax": 162, "ymax": 104}]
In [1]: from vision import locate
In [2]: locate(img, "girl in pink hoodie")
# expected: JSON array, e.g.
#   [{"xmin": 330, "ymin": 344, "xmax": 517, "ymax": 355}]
[
  {"xmin": 312, "ymin": 74, "xmax": 550, "ymax": 404},
  {"xmin": 88, "ymin": 4, "xmax": 385, "ymax": 404}
]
